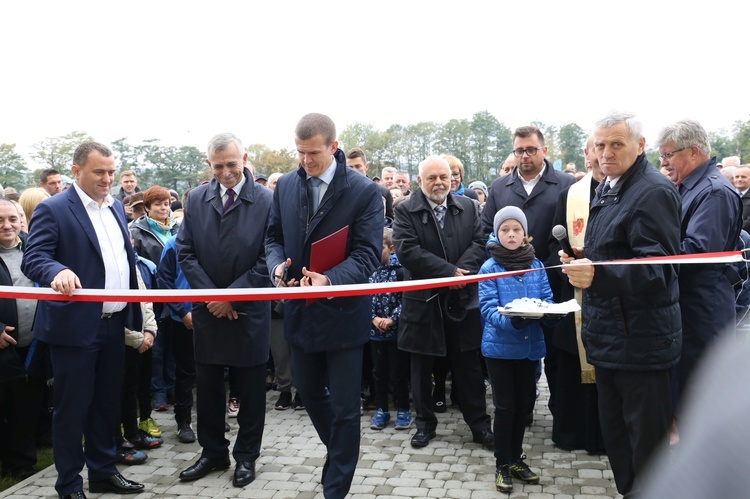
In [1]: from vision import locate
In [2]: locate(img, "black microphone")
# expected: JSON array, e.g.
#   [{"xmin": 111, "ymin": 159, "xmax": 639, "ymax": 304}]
[{"xmin": 552, "ymin": 224, "xmax": 575, "ymax": 257}]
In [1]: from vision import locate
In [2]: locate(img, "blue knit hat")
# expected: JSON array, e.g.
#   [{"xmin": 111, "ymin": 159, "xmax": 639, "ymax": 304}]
[{"xmin": 493, "ymin": 206, "xmax": 528, "ymax": 235}]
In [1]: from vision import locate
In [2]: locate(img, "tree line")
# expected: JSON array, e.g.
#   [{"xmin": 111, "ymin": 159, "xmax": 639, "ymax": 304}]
[{"xmin": 2, "ymin": 111, "xmax": 749, "ymax": 191}]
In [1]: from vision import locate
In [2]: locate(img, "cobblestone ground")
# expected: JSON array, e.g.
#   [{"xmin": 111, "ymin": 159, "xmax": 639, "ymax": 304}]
[{"xmin": 2, "ymin": 374, "xmax": 623, "ymax": 498}]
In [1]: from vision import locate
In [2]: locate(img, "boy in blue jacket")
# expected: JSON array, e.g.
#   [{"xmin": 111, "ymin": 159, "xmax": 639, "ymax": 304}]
[{"xmin": 479, "ymin": 206, "xmax": 559, "ymax": 493}]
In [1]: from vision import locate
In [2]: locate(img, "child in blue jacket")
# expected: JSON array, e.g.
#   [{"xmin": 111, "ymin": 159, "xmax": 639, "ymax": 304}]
[{"xmin": 479, "ymin": 206, "xmax": 558, "ymax": 493}]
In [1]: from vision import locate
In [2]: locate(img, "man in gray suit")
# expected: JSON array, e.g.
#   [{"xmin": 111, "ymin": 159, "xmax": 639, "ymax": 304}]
[{"xmin": 176, "ymin": 133, "xmax": 273, "ymax": 488}]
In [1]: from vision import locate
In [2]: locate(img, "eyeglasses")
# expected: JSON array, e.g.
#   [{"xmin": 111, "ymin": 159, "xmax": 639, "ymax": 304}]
[
  {"xmin": 658, "ymin": 147, "xmax": 687, "ymax": 162},
  {"xmin": 512, "ymin": 147, "xmax": 542, "ymax": 157},
  {"xmin": 450, "ymin": 172, "xmax": 461, "ymax": 179}
]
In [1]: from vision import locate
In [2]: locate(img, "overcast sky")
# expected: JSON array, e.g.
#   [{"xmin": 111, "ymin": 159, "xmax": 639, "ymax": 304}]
[{"xmin": 1, "ymin": 0, "xmax": 747, "ymax": 165}]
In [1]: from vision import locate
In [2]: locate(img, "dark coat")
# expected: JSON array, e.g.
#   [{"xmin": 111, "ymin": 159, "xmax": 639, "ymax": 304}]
[
  {"xmin": 678, "ymin": 157, "xmax": 741, "ymax": 342},
  {"xmin": 0, "ymin": 232, "xmax": 50, "ymax": 383},
  {"xmin": 482, "ymin": 159, "xmax": 575, "ymax": 264},
  {"xmin": 265, "ymin": 149, "xmax": 383, "ymax": 353},
  {"xmin": 392, "ymin": 189, "xmax": 486, "ymax": 356},
  {"xmin": 740, "ymin": 191, "xmax": 750, "ymax": 233},
  {"xmin": 177, "ymin": 170, "xmax": 272, "ymax": 367},
  {"xmin": 582, "ymin": 153, "xmax": 682, "ymax": 371},
  {"xmin": 21, "ymin": 187, "xmax": 142, "ymax": 346},
  {"xmin": 130, "ymin": 214, "xmax": 179, "ymax": 269}
]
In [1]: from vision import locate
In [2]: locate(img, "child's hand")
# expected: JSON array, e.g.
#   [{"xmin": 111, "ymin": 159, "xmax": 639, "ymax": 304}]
[{"xmin": 372, "ymin": 317, "xmax": 393, "ymax": 331}]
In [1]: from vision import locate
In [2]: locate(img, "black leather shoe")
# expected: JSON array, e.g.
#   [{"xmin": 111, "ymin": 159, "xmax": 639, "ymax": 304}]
[
  {"xmin": 89, "ymin": 473, "xmax": 144, "ymax": 494},
  {"xmin": 60, "ymin": 492, "xmax": 87, "ymax": 499},
  {"xmin": 410, "ymin": 429, "xmax": 437, "ymax": 448},
  {"xmin": 179, "ymin": 456, "xmax": 231, "ymax": 481},
  {"xmin": 233, "ymin": 461, "xmax": 256, "ymax": 487},
  {"xmin": 472, "ymin": 428, "xmax": 495, "ymax": 449}
]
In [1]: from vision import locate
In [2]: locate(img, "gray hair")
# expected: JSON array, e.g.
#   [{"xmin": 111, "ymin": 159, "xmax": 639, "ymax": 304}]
[
  {"xmin": 654, "ymin": 119, "xmax": 711, "ymax": 156},
  {"xmin": 594, "ymin": 111, "xmax": 644, "ymax": 141},
  {"xmin": 417, "ymin": 156, "xmax": 450, "ymax": 176},
  {"xmin": 207, "ymin": 133, "xmax": 244, "ymax": 157},
  {"xmin": 381, "ymin": 166, "xmax": 397, "ymax": 177},
  {"xmin": 722, "ymin": 156, "xmax": 741, "ymax": 168}
]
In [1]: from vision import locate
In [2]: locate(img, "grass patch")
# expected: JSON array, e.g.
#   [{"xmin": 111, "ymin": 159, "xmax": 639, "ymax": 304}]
[{"xmin": 0, "ymin": 445, "xmax": 54, "ymax": 492}]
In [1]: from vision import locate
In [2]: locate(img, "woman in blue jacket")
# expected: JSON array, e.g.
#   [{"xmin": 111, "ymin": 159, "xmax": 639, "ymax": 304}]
[{"xmin": 479, "ymin": 206, "xmax": 557, "ymax": 493}]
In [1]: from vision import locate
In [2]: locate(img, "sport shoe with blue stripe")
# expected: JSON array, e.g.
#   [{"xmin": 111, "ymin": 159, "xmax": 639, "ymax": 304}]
[
  {"xmin": 394, "ymin": 408, "xmax": 412, "ymax": 430},
  {"xmin": 370, "ymin": 408, "xmax": 390, "ymax": 430}
]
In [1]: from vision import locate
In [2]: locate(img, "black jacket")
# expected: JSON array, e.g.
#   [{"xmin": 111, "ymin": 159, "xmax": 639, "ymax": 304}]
[
  {"xmin": 482, "ymin": 159, "xmax": 575, "ymax": 263},
  {"xmin": 0, "ymin": 232, "xmax": 50, "ymax": 383},
  {"xmin": 582, "ymin": 154, "xmax": 682, "ymax": 371},
  {"xmin": 393, "ymin": 189, "xmax": 485, "ymax": 356},
  {"xmin": 130, "ymin": 214, "xmax": 178, "ymax": 268}
]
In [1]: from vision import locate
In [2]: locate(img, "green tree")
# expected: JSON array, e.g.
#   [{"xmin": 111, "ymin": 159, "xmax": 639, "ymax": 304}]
[
  {"xmin": 468, "ymin": 111, "xmax": 512, "ymax": 181},
  {"xmin": 732, "ymin": 118, "xmax": 750, "ymax": 162},
  {"xmin": 31, "ymin": 131, "xmax": 94, "ymax": 176},
  {"xmin": 246, "ymin": 144, "xmax": 297, "ymax": 175},
  {"xmin": 557, "ymin": 123, "xmax": 587, "ymax": 169},
  {"xmin": 339, "ymin": 122, "xmax": 375, "ymax": 152},
  {"xmin": 409, "ymin": 121, "xmax": 439, "ymax": 162},
  {"xmin": 0, "ymin": 144, "xmax": 30, "ymax": 188},
  {"xmin": 435, "ymin": 118, "xmax": 471, "ymax": 168},
  {"xmin": 138, "ymin": 141, "xmax": 205, "ymax": 192},
  {"xmin": 111, "ymin": 137, "xmax": 143, "ymax": 174},
  {"xmin": 708, "ymin": 130, "xmax": 736, "ymax": 162}
]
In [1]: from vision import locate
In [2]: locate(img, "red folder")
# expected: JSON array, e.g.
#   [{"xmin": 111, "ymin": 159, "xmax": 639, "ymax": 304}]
[{"xmin": 307, "ymin": 225, "xmax": 349, "ymax": 305}]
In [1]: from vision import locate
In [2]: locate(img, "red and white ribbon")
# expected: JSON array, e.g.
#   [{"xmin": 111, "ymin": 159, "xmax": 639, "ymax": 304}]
[{"xmin": 0, "ymin": 251, "xmax": 743, "ymax": 303}]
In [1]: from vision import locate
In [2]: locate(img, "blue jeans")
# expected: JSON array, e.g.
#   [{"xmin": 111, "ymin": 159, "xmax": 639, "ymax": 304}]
[{"xmin": 150, "ymin": 320, "xmax": 175, "ymax": 406}]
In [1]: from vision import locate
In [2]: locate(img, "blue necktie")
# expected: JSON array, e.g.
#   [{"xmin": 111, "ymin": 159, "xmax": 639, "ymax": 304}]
[
  {"xmin": 308, "ymin": 177, "xmax": 322, "ymax": 214},
  {"xmin": 434, "ymin": 205, "xmax": 446, "ymax": 229},
  {"xmin": 223, "ymin": 188, "xmax": 235, "ymax": 213},
  {"xmin": 601, "ymin": 181, "xmax": 611, "ymax": 197}
]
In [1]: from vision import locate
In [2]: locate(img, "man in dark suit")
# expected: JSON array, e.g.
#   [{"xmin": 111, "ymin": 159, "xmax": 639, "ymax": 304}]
[
  {"xmin": 266, "ymin": 113, "xmax": 383, "ymax": 499},
  {"xmin": 392, "ymin": 155, "xmax": 494, "ymax": 449},
  {"xmin": 732, "ymin": 165, "xmax": 750, "ymax": 232},
  {"xmin": 21, "ymin": 142, "xmax": 144, "ymax": 498},
  {"xmin": 176, "ymin": 133, "xmax": 273, "ymax": 488}
]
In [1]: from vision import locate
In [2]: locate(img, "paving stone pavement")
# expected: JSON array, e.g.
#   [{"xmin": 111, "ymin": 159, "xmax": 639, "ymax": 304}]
[{"xmin": 2, "ymin": 375, "xmax": 623, "ymax": 498}]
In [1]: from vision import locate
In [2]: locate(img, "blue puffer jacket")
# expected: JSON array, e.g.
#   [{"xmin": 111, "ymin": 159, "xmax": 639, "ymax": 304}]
[{"xmin": 479, "ymin": 234, "xmax": 552, "ymax": 361}]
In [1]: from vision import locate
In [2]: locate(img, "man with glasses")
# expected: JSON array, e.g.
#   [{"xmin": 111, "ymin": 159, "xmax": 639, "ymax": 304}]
[
  {"xmin": 481, "ymin": 126, "xmax": 575, "ymax": 421},
  {"xmin": 654, "ymin": 120, "xmax": 741, "ymax": 446}
]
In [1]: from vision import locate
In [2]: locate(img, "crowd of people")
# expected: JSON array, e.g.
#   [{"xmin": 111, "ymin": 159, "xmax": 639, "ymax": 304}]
[{"xmin": 0, "ymin": 111, "xmax": 746, "ymax": 499}]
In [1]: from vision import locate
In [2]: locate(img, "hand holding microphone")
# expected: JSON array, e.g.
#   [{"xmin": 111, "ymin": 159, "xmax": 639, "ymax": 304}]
[{"xmin": 552, "ymin": 224, "xmax": 575, "ymax": 260}]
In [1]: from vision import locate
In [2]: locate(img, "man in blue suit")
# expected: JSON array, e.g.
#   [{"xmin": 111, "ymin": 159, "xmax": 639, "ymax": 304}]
[
  {"xmin": 266, "ymin": 113, "xmax": 383, "ymax": 499},
  {"xmin": 21, "ymin": 142, "xmax": 144, "ymax": 498},
  {"xmin": 176, "ymin": 133, "xmax": 273, "ymax": 488}
]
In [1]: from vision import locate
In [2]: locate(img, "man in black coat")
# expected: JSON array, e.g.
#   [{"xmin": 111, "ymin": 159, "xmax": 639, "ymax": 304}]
[
  {"xmin": 562, "ymin": 112, "xmax": 682, "ymax": 497},
  {"xmin": 393, "ymin": 155, "xmax": 493, "ymax": 449},
  {"xmin": 177, "ymin": 133, "xmax": 273, "ymax": 488}
]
